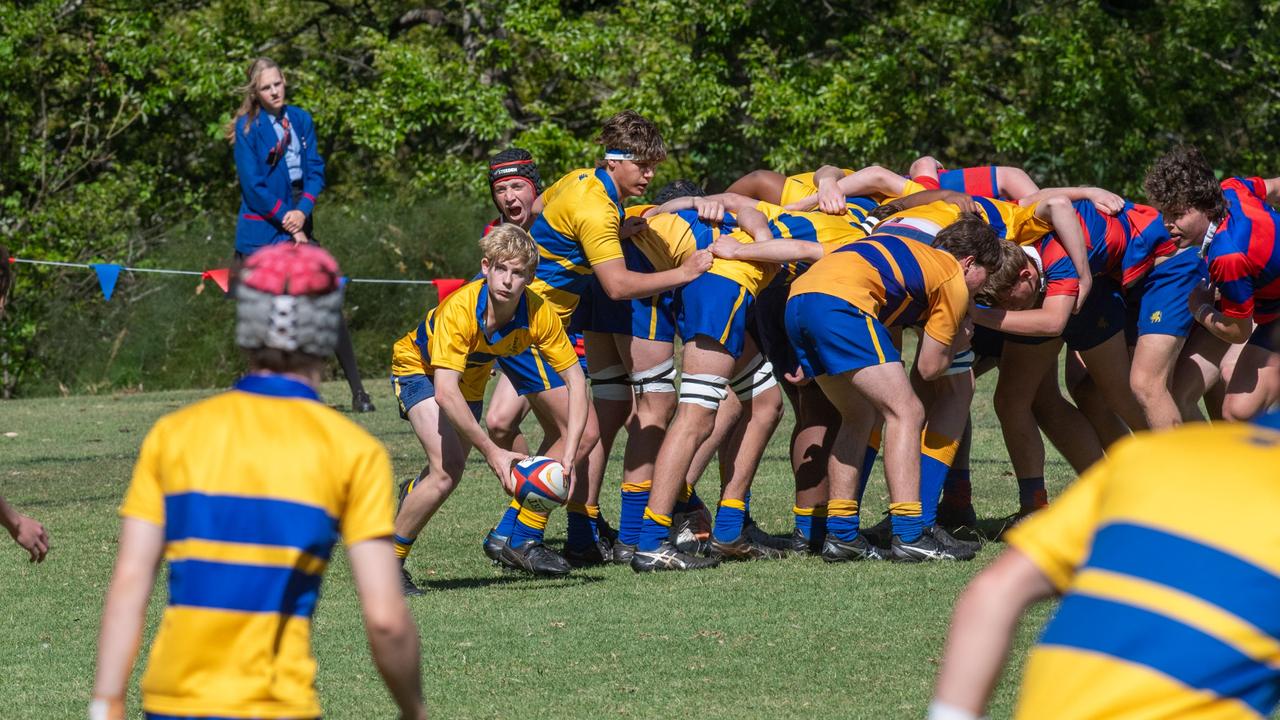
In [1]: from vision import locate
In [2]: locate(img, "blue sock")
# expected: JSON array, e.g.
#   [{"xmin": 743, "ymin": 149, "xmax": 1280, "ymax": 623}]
[
  {"xmin": 713, "ymin": 499, "xmax": 747, "ymax": 542},
  {"xmin": 793, "ymin": 505, "xmax": 814, "ymax": 540},
  {"xmin": 638, "ymin": 508, "xmax": 671, "ymax": 552},
  {"xmin": 619, "ymin": 481, "xmax": 651, "ymax": 546},
  {"xmin": 510, "ymin": 506, "xmax": 548, "ymax": 547},
  {"xmin": 920, "ymin": 431, "xmax": 960, "ymax": 527},
  {"xmin": 812, "ymin": 505, "xmax": 828, "ymax": 544},
  {"xmin": 494, "ymin": 501, "xmax": 519, "ymax": 538},
  {"xmin": 825, "ymin": 499, "xmax": 860, "ymax": 542},
  {"xmin": 889, "ymin": 502, "xmax": 924, "ymax": 543},
  {"xmin": 1018, "ymin": 476, "xmax": 1047, "ymax": 511},
  {"xmin": 565, "ymin": 502, "xmax": 597, "ymax": 550}
]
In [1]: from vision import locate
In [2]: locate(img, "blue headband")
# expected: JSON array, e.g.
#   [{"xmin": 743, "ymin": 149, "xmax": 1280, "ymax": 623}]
[{"xmin": 604, "ymin": 149, "xmax": 636, "ymax": 161}]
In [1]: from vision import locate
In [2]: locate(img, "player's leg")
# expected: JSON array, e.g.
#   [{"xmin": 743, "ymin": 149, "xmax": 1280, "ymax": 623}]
[
  {"xmin": 1077, "ymin": 332, "xmax": 1150, "ymax": 434},
  {"xmin": 790, "ymin": 382, "xmax": 837, "ymax": 551},
  {"xmin": 1222, "ymin": 325, "xmax": 1280, "ymax": 421},
  {"xmin": 917, "ymin": 367, "xmax": 980, "ymax": 557},
  {"xmin": 724, "ymin": 169, "xmax": 786, "ymax": 205},
  {"xmin": 1064, "ymin": 353, "xmax": 1129, "ymax": 448},
  {"xmin": 1028, "ymin": 358, "xmax": 1104, "ymax": 474},
  {"xmin": 1129, "ymin": 248, "xmax": 1204, "ymax": 429},
  {"xmin": 485, "ymin": 372, "xmax": 531, "ymax": 454},
  {"xmin": 1131, "ymin": 333, "xmax": 1188, "ymax": 430},
  {"xmin": 1171, "ymin": 327, "xmax": 1231, "ymax": 422},
  {"xmin": 992, "ymin": 338, "xmax": 1064, "ymax": 516}
]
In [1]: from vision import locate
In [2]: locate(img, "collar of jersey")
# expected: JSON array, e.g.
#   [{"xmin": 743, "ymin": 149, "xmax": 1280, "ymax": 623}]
[
  {"xmin": 474, "ymin": 280, "xmax": 530, "ymax": 343},
  {"xmin": 234, "ymin": 373, "xmax": 321, "ymax": 401},
  {"xmin": 1253, "ymin": 409, "xmax": 1280, "ymax": 431},
  {"xmin": 593, "ymin": 167, "xmax": 623, "ymax": 213}
]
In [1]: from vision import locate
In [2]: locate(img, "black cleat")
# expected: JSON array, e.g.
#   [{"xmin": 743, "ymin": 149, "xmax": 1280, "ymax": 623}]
[
  {"xmin": 891, "ymin": 533, "xmax": 966, "ymax": 562},
  {"xmin": 743, "ymin": 520, "xmax": 794, "ymax": 552},
  {"xmin": 400, "ymin": 566, "xmax": 425, "ymax": 597},
  {"xmin": 669, "ymin": 511, "xmax": 712, "ymax": 556},
  {"xmin": 709, "ymin": 533, "xmax": 788, "ymax": 560},
  {"xmin": 482, "ymin": 529, "xmax": 508, "ymax": 564},
  {"xmin": 564, "ymin": 538, "xmax": 613, "ymax": 567},
  {"xmin": 789, "ymin": 528, "xmax": 823, "ymax": 555},
  {"xmin": 820, "ymin": 533, "xmax": 886, "ymax": 562},
  {"xmin": 860, "ymin": 513, "xmax": 894, "ymax": 549},
  {"xmin": 497, "ymin": 539, "xmax": 572, "ymax": 577},
  {"xmin": 595, "ymin": 513, "xmax": 619, "ymax": 546},
  {"xmin": 352, "ymin": 390, "xmax": 376, "ymax": 413},
  {"xmin": 936, "ymin": 502, "xmax": 978, "ymax": 529},
  {"xmin": 611, "ymin": 541, "xmax": 637, "ymax": 565},
  {"xmin": 630, "ymin": 540, "xmax": 721, "ymax": 573},
  {"xmin": 926, "ymin": 525, "xmax": 981, "ymax": 560}
]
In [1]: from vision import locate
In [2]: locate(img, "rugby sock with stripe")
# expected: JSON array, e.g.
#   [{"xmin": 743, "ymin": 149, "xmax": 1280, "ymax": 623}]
[
  {"xmin": 510, "ymin": 506, "xmax": 550, "ymax": 547},
  {"xmin": 826, "ymin": 499, "xmax": 860, "ymax": 542},
  {"xmin": 793, "ymin": 505, "xmax": 815, "ymax": 540},
  {"xmin": 889, "ymin": 501, "xmax": 924, "ymax": 543},
  {"xmin": 712, "ymin": 498, "xmax": 747, "ymax": 543},
  {"xmin": 393, "ymin": 534, "xmax": 415, "ymax": 563},
  {"xmin": 638, "ymin": 507, "xmax": 671, "ymax": 552},
  {"xmin": 920, "ymin": 430, "xmax": 961, "ymax": 527},
  {"xmin": 565, "ymin": 501, "xmax": 598, "ymax": 550},
  {"xmin": 619, "ymin": 481, "xmax": 651, "ymax": 546},
  {"xmin": 940, "ymin": 467, "xmax": 973, "ymax": 515},
  {"xmin": 493, "ymin": 499, "xmax": 520, "ymax": 538},
  {"xmin": 1018, "ymin": 476, "xmax": 1047, "ymax": 512}
]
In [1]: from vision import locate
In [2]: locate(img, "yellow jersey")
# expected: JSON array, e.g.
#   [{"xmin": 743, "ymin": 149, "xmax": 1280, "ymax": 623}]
[
  {"xmin": 120, "ymin": 374, "xmax": 395, "ymax": 718},
  {"xmin": 788, "ymin": 233, "xmax": 970, "ymax": 347},
  {"xmin": 528, "ymin": 167, "xmax": 626, "ymax": 324},
  {"xmin": 626, "ymin": 207, "xmax": 777, "ymax": 297},
  {"xmin": 780, "ymin": 169, "xmax": 928, "ymax": 226},
  {"xmin": 1007, "ymin": 415, "xmax": 1280, "ymax": 720},
  {"xmin": 391, "ymin": 279, "xmax": 578, "ymax": 402},
  {"xmin": 878, "ymin": 197, "xmax": 1052, "ymax": 246}
]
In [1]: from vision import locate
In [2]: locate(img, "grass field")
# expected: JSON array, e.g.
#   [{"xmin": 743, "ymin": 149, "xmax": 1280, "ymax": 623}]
[{"xmin": 0, "ymin": 374, "xmax": 1080, "ymax": 719}]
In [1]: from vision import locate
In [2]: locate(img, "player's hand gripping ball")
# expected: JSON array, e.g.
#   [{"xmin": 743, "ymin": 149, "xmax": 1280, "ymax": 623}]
[{"xmin": 513, "ymin": 456, "xmax": 569, "ymax": 512}]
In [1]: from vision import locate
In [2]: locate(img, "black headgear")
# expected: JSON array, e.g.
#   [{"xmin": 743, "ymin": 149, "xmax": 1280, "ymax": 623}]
[{"xmin": 488, "ymin": 148, "xmax": 542, "ymax": 194}]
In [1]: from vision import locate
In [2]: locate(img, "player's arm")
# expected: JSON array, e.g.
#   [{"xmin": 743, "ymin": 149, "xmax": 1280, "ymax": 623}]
[
  {"xmin": 347, "ymin": 539, "xmax": 428, "ymax": 720},
  {"xmin": 1034, "ymin": 195, "xmax": 1093, "ymax": 312},
  {"xmin": 557, "ymin": 363, "xmax": 589, "ymax": 493},
  {"xmin": 594, "ymin": 253, "xmax": 711, "ymax": 301},
  {"xmin": 91, "ymin": 517, "xmax": 165, "ymax": 720},
  {"xmin": 0, "ymin": 495, "xmax": 48, "ymax": 562},
  {"xmin": 1018, "ymin": 186, "xmax": 1123, "ymax": 214},
  {"xmin": 971, "ymin": 294, "xmax": 1074, "ymax": 337},
  {"xmin": 929, "ymin": 548, "xmax": 1057, "ymax": 719},
  {"xmin": 711, "ymin": 237, "xmax": 822, "ymax": 264},
  {"xmin": 993, "ymin": 166, "xmax": 1041, "ymax": 201},
  {"xmin": 1190, "ymin": 281, "xmax": 1252, "ymax": 344},
  {"xmin": 1262, "ymin": 177, "xmax": 1280, "ymax": 204},
  {"xmin": 868, "ymin": 188, "xmax": 980, "ymax": 218},
  {"xmin": 433, "ymin": 368, "xmax": 524, "ymax": 493},
  {"xmin": 787, "ymin": 165, "xmax": 908, "ymax": 212},
  {"xmin": 915, "ymin": 332, "xmax": 957, "ymax": 381},
  {"xmin": 909, "ymin": 156, "xmax": 943, "ymax": 182}
]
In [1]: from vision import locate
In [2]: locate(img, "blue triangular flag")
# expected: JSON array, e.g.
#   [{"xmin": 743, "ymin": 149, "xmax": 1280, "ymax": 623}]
[
  {"xmin": 340, "ymin": 276, "xmax": 349, "ymax": 288},
  {"xmin": 90, "ymin": 263, "xmax": 121, "ymax": 301}
]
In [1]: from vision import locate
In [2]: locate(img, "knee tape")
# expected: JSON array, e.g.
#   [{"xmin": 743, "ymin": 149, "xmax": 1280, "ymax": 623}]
[
  {"xmin": 630, "ymin": 357, "xmax": 676, "ymax": 395},
  {"xmin": 679, "ymin": 373, "xmax": 729, "ymax": 409},
  {"xmin": 942, "ymin": 349, "xmax": 975, "ymax": 377},
  {"xmin": 590, "ymin": 364, "xmax": 631, "ymax": 401},
  {"xmin": 730, "ymin": 354, "xmax": 779, "ymax": 401}
]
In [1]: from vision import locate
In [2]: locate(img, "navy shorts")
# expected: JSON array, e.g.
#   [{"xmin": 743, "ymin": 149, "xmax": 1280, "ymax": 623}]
[
  {"xmin": 583, "ymin": 243, "xmax": 677, "ymax": 342},
  {"xmin": 1060, "ymin": 276, "xmax": 1126, "ymax": 351},
  {"xmin": 390, "ymin": 373, "xmax": 482, "ymax": 421},
  {"xmin": 1125, "ymin": 248, "xmax": 1208, "ymax": 343},
  {"xmin": 493, "ymin": 337, "xmax": 587, "ymax": 397},
  {"xmin": 753, "ymin": 276, "xmax": 799, "ymax": 376}
]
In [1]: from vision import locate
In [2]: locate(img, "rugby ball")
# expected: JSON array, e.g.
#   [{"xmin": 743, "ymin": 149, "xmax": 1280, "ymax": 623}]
[{"xmin": 513, "ymin": 456, "xmax": 569, "ymax": 512}]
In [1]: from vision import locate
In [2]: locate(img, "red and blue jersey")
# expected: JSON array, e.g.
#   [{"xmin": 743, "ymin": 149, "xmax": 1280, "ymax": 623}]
[
  {"xmin": 912, "ymin": 166, "xmax": 1004, "ymax": 199},
  {"xmin": 1036, "ymin": 200, "xmax": 1175, "ymax": 297},
  {"xmin": 1208, "ymin": 177, "xmax": 1280, "ymax": 323}
]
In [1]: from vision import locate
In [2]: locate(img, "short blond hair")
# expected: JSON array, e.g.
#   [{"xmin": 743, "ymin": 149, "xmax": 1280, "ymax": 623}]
[{"xmin": 480, "ymin": 224, "xmax": 540, "ymax": 275}]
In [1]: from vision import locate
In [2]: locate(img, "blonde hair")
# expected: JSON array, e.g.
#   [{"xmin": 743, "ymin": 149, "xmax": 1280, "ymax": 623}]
[
  {"xmin": 480, "ymin": 224, "xmax": 540, "ymax": 276},
  {"xmin": 224, "ymin": 57, "xmax": 281, "ymax": 144}
]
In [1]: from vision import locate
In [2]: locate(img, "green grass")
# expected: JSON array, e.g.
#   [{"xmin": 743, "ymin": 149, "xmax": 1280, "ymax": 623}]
[{"xmin": 0, "ymin": 372, "xmax": 1078, "ymax": 719}]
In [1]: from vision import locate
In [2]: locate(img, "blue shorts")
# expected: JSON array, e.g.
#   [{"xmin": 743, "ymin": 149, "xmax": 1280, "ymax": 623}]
[
  {"xmin": 390, "ymin": 373, "xmax": 482, "ymax": 420},
  {"xmin": 785, "ymin": 292, "xmax": 899, "ymax": 377},
  {"xmin": 583, "ymin": 244, "xmax": 677, "ymax": 341},
  {"xmin": 1248, "ymin": 319, "xmax": 1280, "ymax": 352},
  {"xmin": 493, "ymin": 335, "xmax": 587, "ymax": 397},
  {"xmin": 675, "ymin": 272, "xmax": 754, "ymax": 358},
  {"xmin": 1126, "ymin": 248, "xmax": 1208, "ymax": 342},
  {"xmin": 1060, "ymin": 276, "xmax": 1126, "ymax": 351},
  {"xmin": 753, "ymin": 276, "xmax": 799, "ymax": 376}
]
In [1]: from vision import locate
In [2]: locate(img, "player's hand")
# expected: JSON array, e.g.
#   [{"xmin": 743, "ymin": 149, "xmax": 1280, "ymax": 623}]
[
  {"xmin": 10, "ymin": 513, "xmax": 48, "ymax": 563},
  {"xmin": 681, "ymin": 249, "xmax": 713, "ymax": 279},
  {"xmin": 485, "ymin": 448, "xmax": 527, "ymax": 495},
  {"xmin": 710, "ymin": 237, "xmax": 742, "ymax": 260},
  {"xmin": 1087, "ymin": 187, "xmax": 1125, "ymax": 215},
  {"xmin": 282, "ymin": 210, "xmax": 305, "ymax": 233},
  {"xmin": 784, "ymin": 194, "xmax": 820, "ymax": 212},
  {"xmin": 956, "ymin": 316, "xmax": 975, "ymax": 348},
  {"xmin": 1072, "ymin": 274, "xmax": 1093, "ymax": 314},
  {"xmin": 291, "ymin": 231, "xmax": 310, "ymax": 244},
  {"xmin": 783, "ymin": 364, "xmax": 811, "ymax": 386},
  {"xmin": 619, "ymin": 215, "xmax": 648, "ymax": 239},
  {"xmin": 943, "ymin": 191, "xmax": 980, "ymax": 215},
  {"xmin": 558, "ymin": 458, "xmax": 576, "ymax": 499},
  {"xmin": 816, "ymin": 178, "xmax": 846, "ymax": 215},
  {"xmin": 692, "ymin": 196, "xmax": 725, "ymax": 224},
  {"xmin": 1187, "ymin": 280, "xmax": 1217, "ymax": 316}
]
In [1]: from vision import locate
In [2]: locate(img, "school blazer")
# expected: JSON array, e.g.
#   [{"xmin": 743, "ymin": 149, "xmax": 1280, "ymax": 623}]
[{"xmin": 233, "ymin": 106, "xmax": 326, "ymax": 254}]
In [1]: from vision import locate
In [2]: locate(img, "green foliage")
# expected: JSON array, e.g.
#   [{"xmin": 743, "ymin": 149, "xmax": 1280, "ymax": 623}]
[{"xmin": 3, "ymin": 0, "xmax": 1279, "ymax": 394}]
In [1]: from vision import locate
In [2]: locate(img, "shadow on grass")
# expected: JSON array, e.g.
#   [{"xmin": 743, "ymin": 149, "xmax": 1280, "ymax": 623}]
[{"xmin": 423, "ymin": 573, "xmax": 605, "ymax": 592}]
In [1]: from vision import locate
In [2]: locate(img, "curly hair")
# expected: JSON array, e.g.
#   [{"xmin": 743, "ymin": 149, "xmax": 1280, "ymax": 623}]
[
  {"xmin": 975, "ymin": 241, "xmax": 1032, "ymax": 307},
  {"xmin": 597, "ymin": 110, "xmax": 667, "ymax": 164},
  {"xmin": 1143, "ymin": 146, "xmax": 1227, "ymax": 222},
  {"xmin": 653, "ymin": 179, "xmax": 704, "ymax": 204},
  {"xmin": 932, "ymin": 214, "xmax": 1002, "ymax": 271}
]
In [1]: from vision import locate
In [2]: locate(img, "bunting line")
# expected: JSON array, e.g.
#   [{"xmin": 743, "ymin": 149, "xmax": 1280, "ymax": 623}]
[{"xmin": 9, "ymin": 257, "xmax": 451, "ymax": 285}]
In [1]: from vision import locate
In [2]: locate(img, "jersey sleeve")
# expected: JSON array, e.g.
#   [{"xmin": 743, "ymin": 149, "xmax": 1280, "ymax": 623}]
[
  {"xmin": 1232, "ymin": 176, "xmax": 1269, "ymax": 203},
  {"xmin": 1119, "ymin": 205, "xmax": 1175, "ymax": 286},
  {"xmin": 921, "ymin": 269, "xmax": 970, "ymax": 346},
  {"xmin": 1005, "ymin": 461, "xmax": 1107, "ymax": 591},
  {"xmin": 338, "ymin": 437, "xmax": 395, "ymax": 546},
  {"xmin": 1001, "ymin": 202, "xmax": 1054, "ymax": 246},
  {"xmin": 530, "ymin": 298, "xmax": 579, "ymax": 373},
  {"xmin": 577, "ymin": 197, "xmax": 623, "ymax": 266},
  {"xmin": 426, "ymin": 297, "xmax": 478, "ymax": 372},
  {"xmin": 120, "ymin": 423, "xmax": 167, "ymax": 525},
  {"xmin": 1040, "ymin": 238, "xmax": 1081, "ymax": 297},
  {"xmin": 1209, "ymin": 250, "xmax": 1257, "ymax": 319}
]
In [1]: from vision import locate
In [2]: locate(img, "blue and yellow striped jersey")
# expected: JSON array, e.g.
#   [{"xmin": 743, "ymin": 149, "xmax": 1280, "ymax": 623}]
[
  {"xmin": 780, "ymin": 169, "xmax": 929, "ymax": 225},
  {"xmin": 120, "ymin": 374, "xmax": 395, "ymax": 718},
  {"xmin": 878, "ymin": 197, "xmax": 1052, "ymax": 247},
  {"xmin": 1007, "ymin": 415, "xmax": 1280, "ymax": 719},
  {"xmin": 627, "ymin": 207, "xmax": 777, "ymax": 297},
  {"xmin": 788, "ymin": 233, "xmax": 969, "ymax": 347},
  {"xmin": 528, "ymin": 167, "xmax": 626, "ymax": 325},
  {"xmin": 391, "ymin": 279, "xmax": 578, "ymax": 402}
]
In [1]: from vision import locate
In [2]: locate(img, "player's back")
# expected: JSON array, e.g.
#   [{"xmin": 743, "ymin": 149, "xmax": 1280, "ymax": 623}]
[
  {"xmin": 124, "ymin": 377, "xmax": 392, "ymax": 718},
  {"xmin": 1010, "ymin": 417, "xmax": 1280, "ymax": 719},
  {"xmin": 1212, "ymin": 177, "xmax": 1280, "ymax": 323},
  {"xmin": 880, "ymin": 197, "xmax": 1051, "ymax": 247}
]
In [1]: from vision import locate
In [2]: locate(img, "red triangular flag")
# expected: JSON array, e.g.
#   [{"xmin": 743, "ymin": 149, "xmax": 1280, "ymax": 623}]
[
  {"xmin": 432, "ymin": 278, "xmax": 465, "ymax": 301},
  {"xmin": 202, "ymin": 268, "xmax": 230, "ymax": 294}
]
